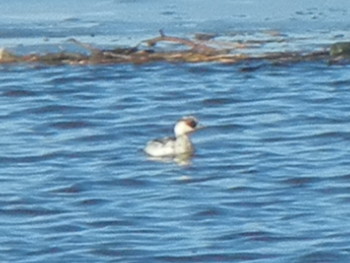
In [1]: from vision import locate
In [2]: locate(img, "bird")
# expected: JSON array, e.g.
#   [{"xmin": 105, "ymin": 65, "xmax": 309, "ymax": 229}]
[{"xmin": 144, "ymin": 116, "xmax": 199, "ymax": 157}]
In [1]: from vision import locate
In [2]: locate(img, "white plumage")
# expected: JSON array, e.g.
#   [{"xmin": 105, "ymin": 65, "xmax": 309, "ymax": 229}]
[{"xmin": 144, "ymin": 116, "xmax": 199, "ymax": 157}]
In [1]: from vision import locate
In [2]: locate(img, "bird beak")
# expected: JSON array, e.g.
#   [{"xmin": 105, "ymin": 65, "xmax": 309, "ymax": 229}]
[{"xmin": 195, "ymin": 124, "xmax": 206, "ymax": 131}]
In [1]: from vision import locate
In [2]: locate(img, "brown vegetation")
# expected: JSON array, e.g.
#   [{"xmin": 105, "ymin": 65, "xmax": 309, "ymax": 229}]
[{"xmin": 0, "ymin": 31, "xmax": 347, "ymax": 66}]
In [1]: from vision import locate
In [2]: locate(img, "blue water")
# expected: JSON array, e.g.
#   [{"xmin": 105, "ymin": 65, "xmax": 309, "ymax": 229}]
[
  {"xmin": 1, "ymin": 1, "xmax": 350, "ymax": 263},
  {"xmin": 1, "ymin": 62, "xmax": 350, "ymax": 263}
]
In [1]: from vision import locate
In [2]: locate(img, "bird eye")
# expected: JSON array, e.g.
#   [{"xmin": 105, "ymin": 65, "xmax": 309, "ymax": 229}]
[{"xmin": 186, "ymin": 118, "xmax": 197, "ymax": 128}]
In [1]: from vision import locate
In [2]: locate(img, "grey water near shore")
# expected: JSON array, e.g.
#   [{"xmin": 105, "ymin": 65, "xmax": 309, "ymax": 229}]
[{"xmin": 1, "ymin": 1, "xmax": 350, "ymax": 262}]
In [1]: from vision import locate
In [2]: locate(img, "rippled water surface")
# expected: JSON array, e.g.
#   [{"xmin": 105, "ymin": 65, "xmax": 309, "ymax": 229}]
[
  {"xmin": 1, "ymin": 1, "xmax": 350, "ymax": 263},
  {"xmin": 1, "ymin": 61, "xmax": 350, "ymax": 263}
]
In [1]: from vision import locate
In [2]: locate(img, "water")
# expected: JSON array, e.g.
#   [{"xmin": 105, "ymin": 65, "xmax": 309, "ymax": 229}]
[
  {"xmin": 1, "ymin": 61, "xmax": 350, "ymax": 263},
  {"xmin": 1, "ymin": 1, "xmax": 350, "ymax": 263}
]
